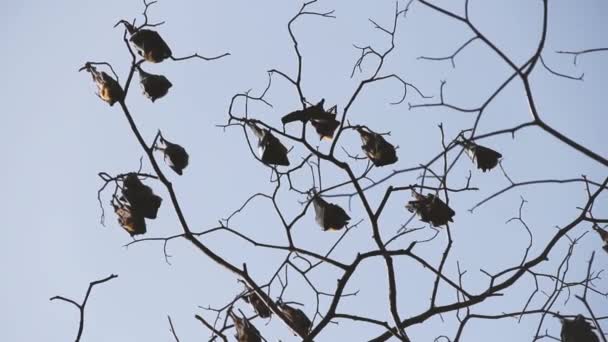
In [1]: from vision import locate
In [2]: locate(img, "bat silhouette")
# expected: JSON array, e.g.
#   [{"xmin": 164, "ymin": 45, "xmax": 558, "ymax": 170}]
[
  {"xmin": 138, "ymin": 66, "xmax": 172, "ymax": 102},
  {"xmin": 229, "ymin": 311, "xmax": 262, "ymax": 342},
  {"xmin": 121, "ymin": 173, "xmax": 162, "ymax": 219},
  {"xmin": 282, "ymin": 99, "xmax": 340, "ymax": 140},
  {"xmin": 406, "ymin": 190, "xmax": 455, "ymax": 227},
  {"xmin": 560, "ymin": 315, "xmax": 599, "ymax": 342},
  {"xmin": 248, "ymin": 123, "xmax": 290, "ymax": 166},
  {"xmin": 115, "ymin": 20, "xmax": 172, "ymax": 63},
  {"xmin": 459, "ymin": 139, "xmax": 502, "ymax": 172},
  {"xmin": 242, "ymin": 285, "xmax": 272, "ymax": 318},
  {"xmin": 155, "ymin": 135, "xmax": 189, "ymax": 175},
  {"xmin": 311, "ymin": 190, "xmax": 350, "ymax": 231},
  {"xmin": 593, "ymin": 225, "xmax": 608, "ymax": 253},
  {"xmin": 357, "ymin": 127, "xmax": 398, "ymax": 167},
  {"xmin": 277, "ymin": 302, "xmax": 311, "ymax": 337}
]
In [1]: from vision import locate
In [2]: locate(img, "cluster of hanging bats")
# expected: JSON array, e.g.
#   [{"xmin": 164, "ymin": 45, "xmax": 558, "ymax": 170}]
[
  {"xmin": 228, "ymin": 294, "xmax": 601, "ymax": 342},
  {"xmin": 81, "ymin": 18, "xmax": 607, "ymax": 342}
]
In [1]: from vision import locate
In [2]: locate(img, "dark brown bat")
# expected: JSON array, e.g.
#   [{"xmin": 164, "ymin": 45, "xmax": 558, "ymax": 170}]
[
  {"xmin": 406, "ymin": 190, "xmax": 455, "ymax": 227},
  {"xmin": 138, "ymin": 67, "xmax": 172, "ymax": 102},
  {"xmin": 312, "ymin": 191, "xmax": 350, "ymax": 231},
  {"xmin": 277, "ymin": 303, "xmax": 311, "ymax": 337},
  {"xmin": 459, "ymin": 139, "xmax": 502, "ymax": 172},
  {"xmin": 242, "ymin": 285, "xmax": 272, "ymax": 318},
  {"xmin": 561, "ymin": 315, "xmax": 600, "ymax": 342},
  {"xmin": 112, "ymin": 199, "xmax": 146, "ymax": 236},
  {"xmin": 593, "ymin": 225, "xmax": 608, "ymax": 253},
  {"xmin": 121, "ymin": 173, "xmax": 162, "ymax": 219},
  {"xmin": 156, "ymin": 136, "xmax": 189, "ymax": 175},
  {"xmin": 282, "ymin": 99, "xmax": 326, "ymax": 124},
  {"xmin": 116, "ymin": 20, "xmax": 172, "ymax": 63},
  {"xmin": 229, "ymin": 311, "xmax": 262, "ymax": 342},
  {"xmin": 357, "ymin": 127, "xmax": 398, "ymax": 167},
  {"xmin": 248, "ymin": 123, "xmax": 290, "ymax": 166},
  {"xmin": 283, "ymin": 100, "xmax": 341, "ymax": 140}
]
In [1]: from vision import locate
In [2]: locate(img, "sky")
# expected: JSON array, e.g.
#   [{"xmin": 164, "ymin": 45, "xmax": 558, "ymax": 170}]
[{"xmin": 1, "ymin": 0, "xmax": 607, "ymax": 341}]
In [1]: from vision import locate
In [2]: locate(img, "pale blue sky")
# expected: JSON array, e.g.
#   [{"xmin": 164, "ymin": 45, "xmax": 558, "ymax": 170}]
[{"xmin": 1, "ymin": 0, "xmax": 607, "ymax": 341}]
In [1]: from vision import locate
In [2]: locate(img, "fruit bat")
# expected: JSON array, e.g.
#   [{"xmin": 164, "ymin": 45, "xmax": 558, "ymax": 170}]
[
  {"xmin": 406, "ymin": 190, "xmax": 455, "ymax": 227},
  {"xmin": 82, "ymin": 65, "xmax": 124, "ymax": 106},
  {"xmin": 277, "ymin": 303, "xmax": 311, "ymax": 337},
  {"xmin": 112, "ymin": 199, "xmax": 146, "ymax": 236},
  {"xmin": 560, "ymin": 315, "xmax": 600, "ymax": 342},
  {"xmin": 459, "ymin": 139, "xmax": 502, "ymax": 172},
  {"xmin": 229, "ymin": 311, "xmax": 262, "ymax": 342},
  {"xmin": 311, "ymin": 191, "xmax": 350, "ymax": 231},
  {"xmin": 282, "ymin": 99, "xmax": 340, "ymax": 140},
  {"xmin": 247, "ymin": 123, "xmax": 290, "ymax": 166},
  {"xmin": 115, "ymin": 20, "xmax": 172, "ymax": 63},
  {"xmin": 357, "ymin": 127, "xmax": 398, "ymax": 167},
  {"xmin": 121, "ymin": 173, "xmax": 162, "ymax": 219},
  {"xmin": 138, "ymin": 67, "xmax": 172, "ymax": 102},
  {"xmin": 593, "ymin": 226, "xmax": 608, "ymax": 253},
  {"xmin": 156, "ymin": 136, "xmax": 189, "ymax": 175},
  {"xmin": 242, "ymin": 285, "xmax": 272, "ymax": 318}
]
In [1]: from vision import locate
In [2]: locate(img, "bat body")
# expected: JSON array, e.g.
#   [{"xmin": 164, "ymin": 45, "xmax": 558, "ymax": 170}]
[
  {"xmin": 248, "ymin": 123, "xmax": 290, "ymax": 166},
  {"xmin": 278, "ymin": 303, "xmax": 311, "ymax": 337},
  {"xmin": 243, "ymin": 288, "xmax": 272, "ymax": 318},
  {"xmin": 138, "ymin": 67, "xmax": 172, "ymax": 102},
  {"xmin": 312, "ymin": 195, "xmax": 350, "ymax": 231},
  {"xmin": 283, "ymin": 100, "xmax": 341, "ymax": 140},
  {"xmin": 122, "ymin": 174, "xmax": 162, "ymax": 219},
  {"xmin": 358, "ymin": 127, "xmax": 398, "ymax": 167},
  {"xmin": 113, "ymin": 201, "xmax": 146, "ymax": 236},
  {"xmin": 406, "ymin": 191, "xmax": 455, "ymax": 227},
  {"xmin": 229, "ymin": 312, "xmax": 262, "ymax": 342},
  {"xmin": 561, "ymin": 315, "xmax": 599, "ymax": 342},
  {"xmin": 594, "ymin": 226, "xmax": 608, "ymax": 253},
  {"xmin": 460, "ymin": 140, "xmax": 502, "ymax": 172},
  {"xmin": 157, "ymin": 136, "xmax": 189, "ymax": 175},
  {"xmin": 117, "ymin": 21, "xmax": 172, "ymax": 63},
  {"xmin": 83, "ymin": 65, "xmax": 124, "ymax": 106}
]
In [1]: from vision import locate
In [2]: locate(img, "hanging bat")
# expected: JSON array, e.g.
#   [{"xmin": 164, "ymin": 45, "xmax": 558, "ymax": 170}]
[
  {"xmin": 459, "ymin": 139, "xmax": 502, "ymax": 172},
  {"xmin": 282, "ymin": 99, "xmax": 326, "ymax": 124},
  {"xmin": 156, "ymin": 135, "xmax": 189, "ymax": 175},
  {"xmin": 406, "ymin": 190, "xmax": 455, "ymax": 227},
  {"xmin": 229, "ymin": 311, "xmax": 262, "ymax": 342},
  {"xmin": 242, "ymin": 285, "xmax": 272, "ymax": 318},
  {"xmin": 593, "ymin": 225, "xmax": 608, "ymax": 253},
  {"xmin": 247, "ymin": 123, "xmax": 290, "ymax": 166},
  {"xmin": 282, "ymin": 100, "xmax": 341, "ymax": 140},
  {"xmin": 138, "ymin": 67, "xmax": 172, "ymax": 102},
  {"xmin": 357, "ymin": 127, "xmax": 398, "ymax": 167},
  {"xmin": 112, "ymin": 199, "xmax": 146, "ymax": 236},
  {"xmin": 115, "ymin": 20, "xmax": 172, "ymax": 63},
  {"xmin": 310, "ymin": 105, "xmax": 340, "ymax": 140},
  {"xmin": 311, "ymin": 190, "xmax": 350, "ymax": 231},
  {"xmin": 81, "ymin": 65, "xmax": 124, "ymax": 106},
  {"xmin": 121, "ymin": 173, "xmax": 162, "ymax": 219},
  {"xmin": 560, "ymin": 315, "xmax": 600, "ymax": 342},
  {"xmin": 277, "ymin": 303, "xmax": 311, "ymax": 337}
]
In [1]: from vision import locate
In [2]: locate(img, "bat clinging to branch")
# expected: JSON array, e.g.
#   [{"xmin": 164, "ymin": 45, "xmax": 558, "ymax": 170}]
[
  {"xmin": 115, "ymin": 20, "xmax": 172, "ymax": 63},
  {"xmin": 406, "ymin": 190, "xmax": 455, "ymax": 227},
  {"xmin": 247, "ymin": 122, "xmax": 290, "ymax": 166}
]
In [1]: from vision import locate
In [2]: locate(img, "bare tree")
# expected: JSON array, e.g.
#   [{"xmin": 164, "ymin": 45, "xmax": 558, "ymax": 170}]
[{"xmin": 60, "ymin": 0, "xmax": 608, "ymax": 341}]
